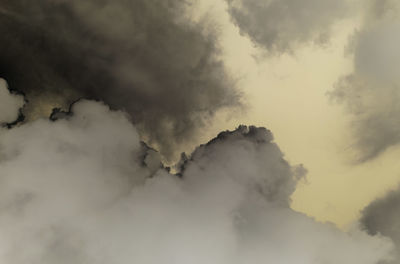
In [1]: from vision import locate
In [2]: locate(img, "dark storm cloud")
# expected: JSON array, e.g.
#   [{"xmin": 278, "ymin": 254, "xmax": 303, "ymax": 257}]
[
  {"xmin": 0, "ymin": 0, "xmax": 241, "ymax": 159},
  {"xmin": 225, "ymin": 0, "xmax": 348, "ymax": 53},
  {"xmin": 360, "ymin": 187, "xmax": 400, "ymax": 264},
  {"xmin": 330, "ymin": 0, "xmax": 400, "ymax": 162}
]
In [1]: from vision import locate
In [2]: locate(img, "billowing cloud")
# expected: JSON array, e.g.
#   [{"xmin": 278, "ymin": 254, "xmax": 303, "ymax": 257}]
[
  {"xmin": 360, "ymin": 186, "xmax": 400, "ymax": 264},
  {"xmin": 0, "ymin": 78, "xmax": 24, "ymax": 124},
  {"xmin": 225, "ymin": 0, "xmax": 348, "ymax": 53},
  {"xmin": 330, "ymin": 0, "xmax": 400, "ymax": 161},
  {"xmin": 0, "ymin": 99, "xmax": 393, "ymax": 263},
  {"xmin": 0, "ymin": 0, "xmax": 241, "ymax": 159}
]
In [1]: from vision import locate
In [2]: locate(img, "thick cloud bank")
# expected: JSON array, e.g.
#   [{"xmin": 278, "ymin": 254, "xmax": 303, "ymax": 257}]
[
  {"xmin": 330, "ymin": 0, "xmax": 400, "ymax": 161},
  {"xmin": 0, "ymin": 0, "xmax": 240, "ymax": 159},
  {"xmin": 361, "ymin": 187, "xmax": 400, "ymax": 264},
  {"xmin": 0, "ymin": 78, "xmax": 24, "ymax": 124},
  {"xmin": 226, "ymin": 0, "xmax": 348, "ymax": 53},
  {"xmin": 0, "ymin": 99, "xmax": 393, "ymax": 264}
]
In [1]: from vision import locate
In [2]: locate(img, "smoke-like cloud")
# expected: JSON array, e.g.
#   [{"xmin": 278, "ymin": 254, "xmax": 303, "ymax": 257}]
[
  {"xmin": 0, "ymin": 0, "xmax": 241, "ymax": 159},
  {"xmin": 0, "ymin": 78, "xmax": 24, "ymax": 124},
  {"xmin": 360, "ymin": 186, "xmax": 400, "ymax": 264},
  {"xmin": 225, "ymin": 0, "xmax": 348, "ymax": 53},
  {"xmin": 330, "ymin": 0, "xmax": 400, "ymax": 161},
  {"xmin": 0, "ymin": 98, "xmax": 394, "ymax": 264}
]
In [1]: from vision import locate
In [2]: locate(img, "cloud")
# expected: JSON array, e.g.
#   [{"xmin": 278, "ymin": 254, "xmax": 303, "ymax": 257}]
[
  {"xmin": 360, "ymin": 186, "xmax": 400, "ymax": 264},
  {"xmin": 0, "ymin": 78, "xmax": 24, "ymax": 124},
  {"xmin": 0, "ymin": 99, "xmax": 393, "ymax": 263},
  {"xmin": 225, "ymin": 0, "xmax": 348, "ymax": 53},
  {"xmin": 0, "ymin": 0, "xmax": 241, "ymax": 160},
  {"xmin": 330, "ymin": 0, "xmax": 400, "ymax": 161}
]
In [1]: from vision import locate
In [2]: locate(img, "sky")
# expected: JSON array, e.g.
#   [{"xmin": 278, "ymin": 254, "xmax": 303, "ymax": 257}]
[
  {"xmin": 1, "ymin": 0, "xmax": 400, "ymax": 263},
  {"xmin": 186, "ymin": 0, "xmax": 400, "ymax": 229}
]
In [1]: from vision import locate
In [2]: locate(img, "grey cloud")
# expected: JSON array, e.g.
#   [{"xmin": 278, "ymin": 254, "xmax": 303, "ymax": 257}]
[
  {"xmin": 330, "ymin": 0, "xmax": 400, "ymax": 162},
  {"xmin": 0, "ymin": 78, "xmax": 24, "ymax": 124},
  {"xmin": 0, "ymin": 99, "xmax": 393, "ymax": 264},
  {"xmin": 225, "ymin": 0, "xmax": 348, "ymax": 53},
  {"xmin": 360, "ymin": 187, "xmax": 400, "ymax": 264},
  {"xmin": 179, "ymin": 125, "xmax": 306, "ymax": 206},
  {"xmin": 0, "ymin": 0, "xmax": 241, "ymax": 160}
]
